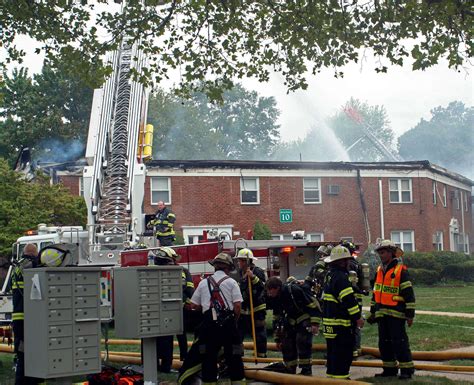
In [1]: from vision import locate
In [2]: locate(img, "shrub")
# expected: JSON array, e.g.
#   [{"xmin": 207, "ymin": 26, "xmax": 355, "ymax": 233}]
[
  {"xmin": 442, "ymin": 261, "xmax": 474, "ymax": 282},
  {"xmin": 403, "ymin": 252, "xmax": 443, "ymax": 273},
  {"xmin": 253, "ymin": 221, "xmax": 272, "ymax": 240},
  {"xmin": 409, "ymin": 268, "xmax": 440, "ymax": 285}
]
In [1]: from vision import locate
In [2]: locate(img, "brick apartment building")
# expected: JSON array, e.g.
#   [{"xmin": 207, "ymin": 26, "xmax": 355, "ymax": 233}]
[{"xmin": 59, "ymin": 160, "xmax": 473, "ymax": 254}]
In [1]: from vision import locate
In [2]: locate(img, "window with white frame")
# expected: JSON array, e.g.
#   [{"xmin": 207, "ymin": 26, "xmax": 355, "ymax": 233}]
[
  {"xmin": 442, "ymin": 185, "xmax": 447, "ymax": 207},
  {"xmin": 389, "ymin": 178, "xmax": 412, "ymax": 203},
  {"xmin": 271, "ymin": 234, "xmax": 295, "ymax": 241},
  {"xmin": 464, "ymin": 191, "xmax": 469, "ymax": 212},
  {"xmin": 391, "ymin": 230, "xmax": 415, "ymax": 252},
  {"xmin": 241, "ymin": 177, "xmax": 259, "ymax": 204},
  {"xmin": 151, "ymin": 177, "xmax": 171, "ymax": 204},
  {"xmin": 432, "ymin": 181, "xmax": 437, "ymax": 205},
  {"xmin": 303, "ymin": 178, "xmax": 321, "ymax": 204},
  {"xmin": 306, "ymin": 233, "xmax": 324, "ymax": 242},
  {"xmin": 433, "ymin": 231, "xmax": 443, "ymax": 251},
  {"xmin": 455, "ymin": 190, "xmax": 461, "ymax": 210},
  {"xmin": 79, "ymin": 177, "xmax": 84, "ymax": 197}
]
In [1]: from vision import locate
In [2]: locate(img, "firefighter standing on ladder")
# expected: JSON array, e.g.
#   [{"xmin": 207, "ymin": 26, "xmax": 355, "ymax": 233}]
[
  {"xmin": 368, "ymin": 239, "xmax": 415, "ymax": 380},
  {"xmin": 148, "ymin": 200, "xmax": 176, "ymax": 246}
]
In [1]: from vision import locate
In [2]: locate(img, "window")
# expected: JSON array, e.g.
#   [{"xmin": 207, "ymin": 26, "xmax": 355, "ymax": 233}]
[
  {"xmin": 442, "ymin": 185, "xmax": 447, "ymax": 207},
  {"xmin": 391, "ymin": 230, "xmax": 415, "ymax": 252},
  {"xmin": 389, "ymin": 179, "xmax": 412, "ymax": 203},
  {"xmin": 241, "ymin": 177, "xmax": 259, "ymax": 204},
  {"xmin": 79, "ymin": 177, "xmax": 84, "ymax": 197},
  {"xmin": 340, "ymin": 237, "xmax": 354, "ymax": 243},
  {"xmin": 464, "ymin": 191, "xmax": 469, "ymax": 212},
  {"xmin": 306, "ymin": 233, "xmax": 324, "ymax": 242},
  {"xmin": 303, "ymin": 178, "xmax": 321, "ymax": 204},
  {"xmin": 151, "ymin": 177, "xmax": 171, "ymax": 204},
  {"xmin": 455, "ymin": 190, "xmax": 460, "ymax": 210},
  {"xmin": 433, "ymin": 231, "xmax": 443, "ymax": 251},
  {"xmin": 432, "ymin": 181, "xmax": 437, "ymax": 205},
  {"xmin": 271, "ymin": 234, "xmax": 295, "ymax": 241}
]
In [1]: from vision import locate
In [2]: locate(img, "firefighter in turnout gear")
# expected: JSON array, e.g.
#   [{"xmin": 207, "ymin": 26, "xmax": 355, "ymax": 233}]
[
  {"xmin": 322, "ymin": 245, "xmax": 365, "ymax": 380},
  {"xmin": 368, "ymin": 239, "xmax": 415, "ymax": 380},
  {"xmin": 234, "ymin": 248, "xmax": 267, "ymax": 358},
  {"xmin": 147, "ymin": 200, "xmax": 176, "ymax": 246},
  {"xmin": 304, "ymin": 245, "xmax": 332, "ymax": 295},
  {"xmin": 340, "ymin": 240, "xmax": 367, "ymax": 358},
  {"xmin": 178, "ymin": 253, "xmax": 245, "ymax": 385},
  {"xmin": 12, "ymin": 243, "xmax": 42, "ymax": 385},
  {"xmin": 265, "ymin": 277, "xmax": 321, "ymax": 376}
]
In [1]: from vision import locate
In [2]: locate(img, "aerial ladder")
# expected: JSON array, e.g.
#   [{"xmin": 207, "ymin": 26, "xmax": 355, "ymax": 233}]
[{"xmin": 83, "ymin": 34, "xmax": 149, "ymax": 265}]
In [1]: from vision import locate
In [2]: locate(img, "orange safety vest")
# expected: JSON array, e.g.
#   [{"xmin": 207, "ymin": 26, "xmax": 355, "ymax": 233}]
[{"xmin": 373, "ymin": 263, "xmax": 406, "ymax": 306}]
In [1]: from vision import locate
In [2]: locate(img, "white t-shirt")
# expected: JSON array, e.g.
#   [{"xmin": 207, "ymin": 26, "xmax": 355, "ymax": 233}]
[{"xmin": 191, "ymin": 270, "xmax": 243, "ymax": 313}]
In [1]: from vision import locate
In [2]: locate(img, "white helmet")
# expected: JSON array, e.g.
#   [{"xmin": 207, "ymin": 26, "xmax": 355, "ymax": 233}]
[
  {"xmin": 375, "ymin": 239, "xmax": 404, "ymax": 257},
  {"xmin": 234, "ymin": 248, "xmax": 258, "ymax": 262},
  {"xmin": 323, "ymin": 245, "xmax": 352, "ymax": 263}
]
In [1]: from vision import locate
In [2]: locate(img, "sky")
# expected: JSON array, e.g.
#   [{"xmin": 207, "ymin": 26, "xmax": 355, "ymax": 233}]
[{"xmin": 7, "ymin": 35, "xmax": 474, "ymax": 144}]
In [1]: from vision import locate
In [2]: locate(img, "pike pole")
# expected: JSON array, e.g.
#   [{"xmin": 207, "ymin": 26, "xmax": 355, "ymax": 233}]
[{"xmin": 247, "ymin": 264, "xmax": 258, "ymax": 364}]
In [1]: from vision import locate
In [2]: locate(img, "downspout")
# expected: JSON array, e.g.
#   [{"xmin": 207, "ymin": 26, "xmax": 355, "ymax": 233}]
[
  {"xmin": 460, "ymin": 190, "xmax": 466, "ymax": 253},
  {"xmin": 356, "ymin": 169, "xmax": 371, "ymax": 245},
  {"xmin": 378, "ymin": 178, "xmax": 385, "ymax": 239}
]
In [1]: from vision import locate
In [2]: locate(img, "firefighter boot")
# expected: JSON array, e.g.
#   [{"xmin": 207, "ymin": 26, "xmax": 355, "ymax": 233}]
[{"xmin": 300, "ymin": 366, "xmax": 312, "ymax": 376}]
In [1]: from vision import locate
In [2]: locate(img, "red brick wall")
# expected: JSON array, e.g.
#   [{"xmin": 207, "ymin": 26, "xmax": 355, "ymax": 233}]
[{"xmin": 60, "ymin": 172, "xmax": 472, "ymax": 253}]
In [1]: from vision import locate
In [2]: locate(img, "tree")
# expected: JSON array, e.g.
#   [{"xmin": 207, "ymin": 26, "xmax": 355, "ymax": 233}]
[
  {"xmin": 328, "ymin": 98, "xmax": 396, "ymax": 162},
  {"xmin": 148, "ymin": 84, "xmax": 280, "ymax": 160},
  {"xmin": 2, "ymin": 1, "xmax": 472, "ymax": 98},
  {"xmin": 0, "ymin": 64, "xmax": 93, "ymax": 165},
  {"xmin": 0, "ymin": 159, "xmax": 87, "ymax": 258},
  {"xmin": 398, "ymin": 101, "xmax": 474, "ymax": 177},
  {"xmin": 253, "ymin": 221, "xmax": 272, "ymax": 240}
]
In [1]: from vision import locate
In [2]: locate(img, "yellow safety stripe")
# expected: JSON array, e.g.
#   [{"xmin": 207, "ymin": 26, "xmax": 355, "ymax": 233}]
[
  {"xmin": 327, "ymin": 374, "xmax": 350, "ymax": 379},
  {"xmin": 323, "ymin": 318, "xmax": 351, "ymax": 327},
  {"xmin": 157, "ymin": 231, "xmax": 175, "ymax": 236},
  {"xmin": 355, "ymin": 293, "xmax": 364, "ymax": 299},
  {"xmin": 168, "ymin": 213, "xmax": 176, "ymax": 218},
  {"xmin": 161, "ymin": 220, "xmax": 169, "ymax": 225},
  {"xmin": 391, "ymin": 264, "xmax": 402, "ymax": 287},
  {"xmin": 12, "ymin": 283, "xmax": 24, "ymax": 289},
  {"xmin": 252, "ymin": 276, "xmax": 259, "ymax": 285},
  {"xmin": 400, "ymin": 281, "xmax": 412, "ymax": 290},
  {"xmin": 241, "ymin": 303, "xmax": 266, "ymax": 315},
  {"xmin": 306, "ymin": 301, "xmax": 317, "ymax": 309},
  {"xmin": 288, "ymin": 313, "xmax": 310, "ymax": 325},
  {"xmin": 178, "ymin": 363, "xmax": 202, "ymax": 385},
  {"xmin": 186, "ymin": 282, "xmax": 195, "ymax": 288},
  {"xmin": 231, "ymin": 380, "xmax": 246, "ymax": 385},
  {"xmin": 347, "ymin": 305, "xmax": 360, "ymax": 315},
  {"xmin": 338, "ymin": 287, "xmax": 354, "ymax": 301},
  {"xmin": 399, "ymin": 361, "xmax": 415, "ymax": 368},
  {"xmin": 383, "ymin": 361, "xmax": 398, "ymax": 368},
  {"xmin": 323, "ymin": 294, "xmax": 338, "ymax": 303},
  {"xmin": 405, "ymin": 302, "xmax": 416, "ymax": 309},
  {"xmin": 299, "ymin": 358, "xmax": 311, "ymax": 365},
  {"xmin": 393, "ymin": 295, "xmax": 405, "ymax": 302},
  {"xmin": 284, "ymin": 359, "xmax": 298, "ymax": 367},
  {"xmin": 375, "ymin": 309, "xmax": 406, "ymax": 319},
  {"xmin": 323, "ymin": 333, "xmax": 337, "ymax": 339},
  {"xmin": 12, "ymin": 313, "xmax": 24, "ymax": 321}
]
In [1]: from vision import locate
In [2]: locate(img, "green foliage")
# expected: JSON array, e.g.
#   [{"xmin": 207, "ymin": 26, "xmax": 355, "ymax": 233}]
[
  {"xmin": 398, "ymin": 101, "xmax": 474, "ymax": 177},
  {"xmin": 253, "ymin": 221, "xmax": 272, "ymax": 240},
  {"xmin": 0, "ymin": 159, "xmax": 87, "ymax": 257},
  {"xmin": 442, "ymin": 261, "xmax": 474, "ymax": 282},
  {"xmin": 409, "ymin": 268, "xmax": 440, "ymax": 285},
  {"xmin": 328, "ymin": 98, "xmax": 396, "ymax": 161},
  {"xmin": 2, "ymin": 1, "xmax": 472, "ymax": 98},
  {"xmin": 174, "ymin": 232, "xmax": 185, "ymax": 245},
  {"xmin": 0, "ymin": 64, "xmax": 93, "ymax": 165},
  {"xmin": 148, "ymin": 85, "xmax": 280, "ymax": 160},
  {"xmin": 402, "ymin": 251, "xmax": 474, "ymax": 284}
]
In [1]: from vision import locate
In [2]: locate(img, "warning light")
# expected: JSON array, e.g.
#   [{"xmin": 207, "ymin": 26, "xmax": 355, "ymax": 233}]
[
  {"xmin": 280, "ymin": 246, "xmax": 295, "ymax": 253},
  {"xmin": 25, "ymin": 230, "xmax": 36, "ymax": 235}
]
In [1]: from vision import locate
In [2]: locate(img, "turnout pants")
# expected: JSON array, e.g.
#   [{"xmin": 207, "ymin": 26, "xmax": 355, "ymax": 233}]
[
  {"xmin": 13, "ymin": 320, "xmax": 42, "ymax": 385},
  {"xmin": 179, "ymin": 313, "xmax": 245, "ymax": 385},
  {"xmin": 281, "ymin": 320, "xmax": 313, "ymax": 373},
  {"xmin": 157, "ymin": 235, "xmax": 175, "ymax": 246},
  {"xmin": 238, "ymin": 312, "xmax": 267, "ymax": 357},
  {"xmin": 378, "ymin": 316, "xmax": 414, "ymax": 375},
  {"xmin": 325, "ymin": 326, "xmax": 354, "ymax": 379},
  {"xmin": 156, "ymin": 335, "xmax": 173, "ymax": 372}
]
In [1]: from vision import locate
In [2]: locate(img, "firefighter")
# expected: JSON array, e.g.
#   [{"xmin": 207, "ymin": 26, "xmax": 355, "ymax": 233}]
[
  {"xmin": 303, "ymin": 244, "xmax": 333, "ymax": 295},
  {"xmin": 149, "ymin": 247, "xmax": 189, "ymax": 372},
  {"xmin": 265, "ymin": 277, "xmax": 321, "ymax": 376},
  {"xmin": 178, "ymin": 253, "xmax": 245, "ymax": 385},
  {"xmin": 322, "ymin": 245, "xmax": 365, "ymax": 380},
  {"xmin": 340, "ymin": 240, "xmax": 367, "ymax": 358},
  {"xmin": 368, "ymin": 239, "xmax": 415, "ymax": 380},
  {"xmin": 12, "ymin": 243, "xmax": 42, "ymax": 385},
  {"xmin": 147, "ymin": 200, "xmax": 176, "ymax": 246},
  {"xmin": 234, "ymin": 248, "xmax": 267, "ymax": 358},
  {"xmin": 178, "ymin": 256, "xmax": 195, "ymax": 361}
]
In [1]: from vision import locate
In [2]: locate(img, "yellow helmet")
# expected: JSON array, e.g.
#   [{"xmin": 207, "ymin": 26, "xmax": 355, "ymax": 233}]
[
  {"xmin": 234, "ymin": 248, "xmax": 257, "ymax": 262},
  {"xmin": 39, "ymin": 246, "xmax": 70, "ymax": 267}
]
